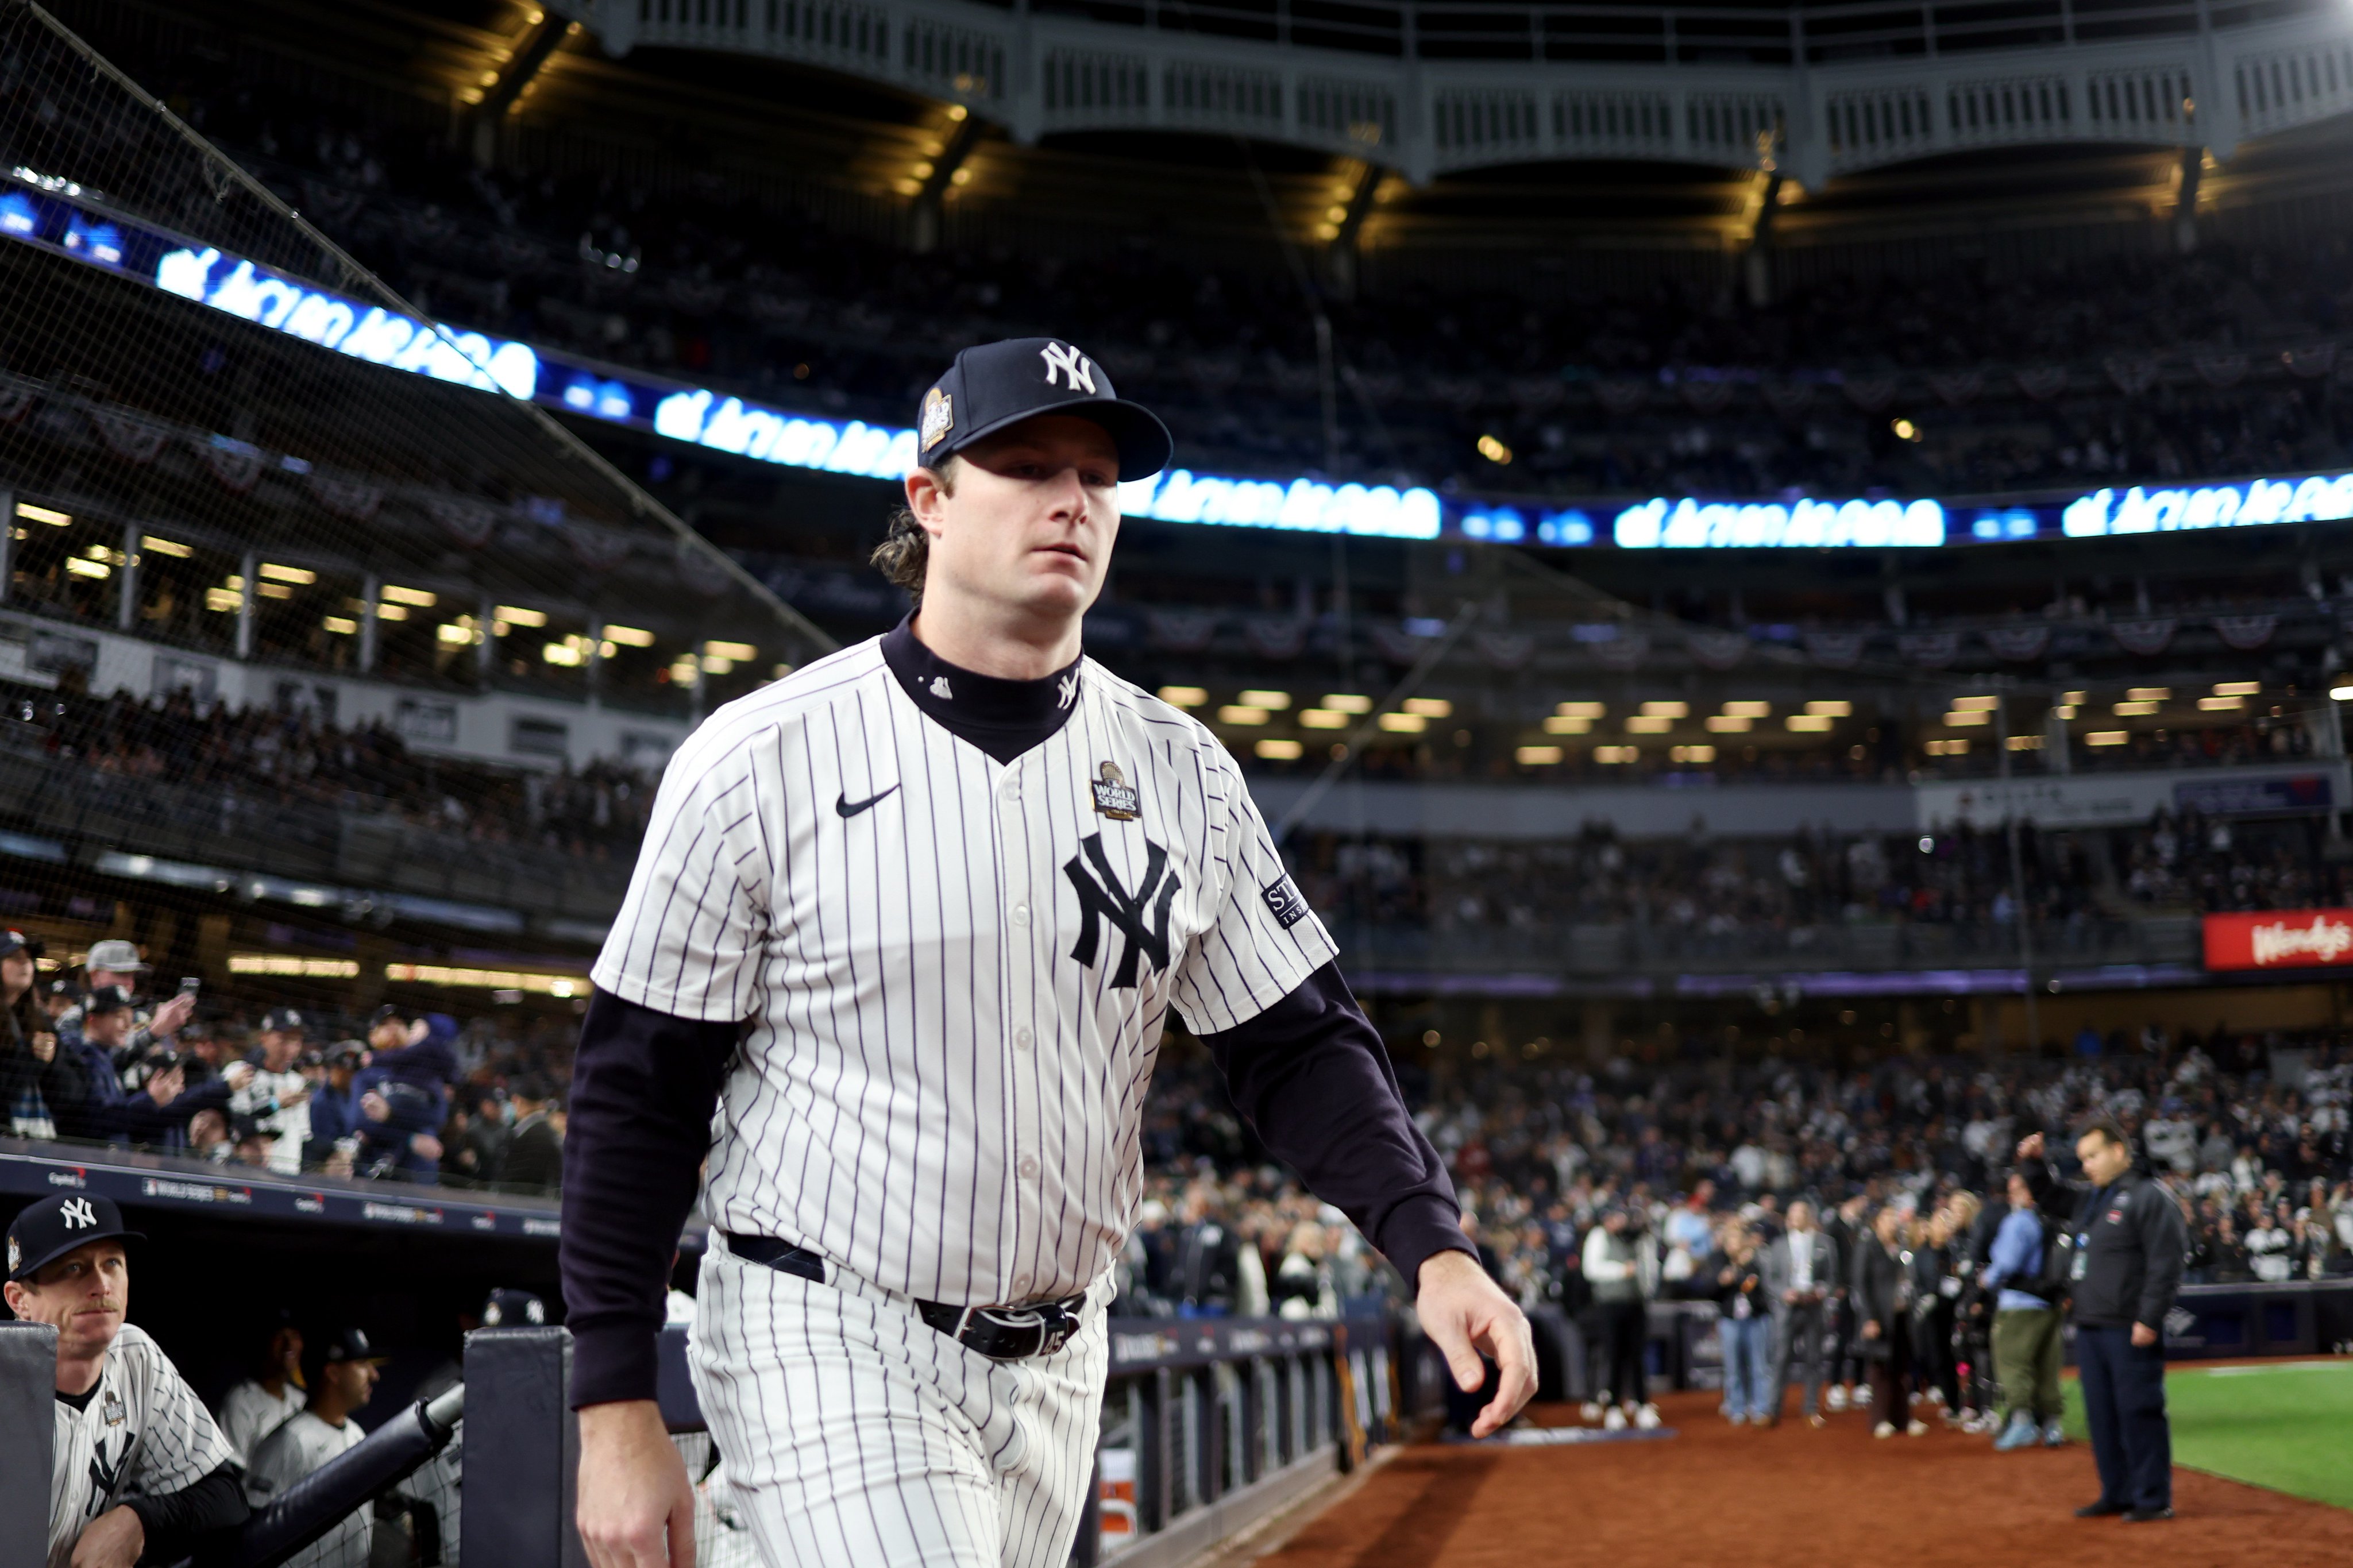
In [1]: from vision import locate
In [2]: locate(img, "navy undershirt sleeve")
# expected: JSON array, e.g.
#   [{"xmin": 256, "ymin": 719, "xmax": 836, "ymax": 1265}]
[
  {"xmin": 560, "ymin": 989, "xmax": 737, "ymax": 1408},
  {"xmin": 1197, "ymin": 962, "xmax": 1471, "ymax": 1293},
  {"xmin": 125, "ymin": 1462, "xmax": 248, "ymax": 1558}
]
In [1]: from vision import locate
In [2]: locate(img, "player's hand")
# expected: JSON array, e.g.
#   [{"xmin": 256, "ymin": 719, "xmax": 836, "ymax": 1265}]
[
  {"xmin": 1415, "ymin": 1249, "xmax": 1536, "ymax": 1439},
  {"xmin": 577, "ymin": 1399, "xmax": 696, "ymax": 1568},
  {"xmin": 70, "ymin": 1504, "xmax": 144, "ymax": 1568},
  {"xmin": 2131, "ymin": 1321, "xmax": 2158, "ymax": 1347}
]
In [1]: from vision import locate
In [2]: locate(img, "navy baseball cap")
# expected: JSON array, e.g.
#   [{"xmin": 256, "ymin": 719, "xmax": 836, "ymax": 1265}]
[
  {"xmin": 260, "ymin": 1007, "xmax": 304, "ymax": 1034},
  {"xmin": 83, "ymin": 984, "xmax": 134, "ymax": 1017},
  {"xmin": 480, "ymin": 1288, "xmax": 546, "ymax": 1327},
  {"xmin": 916, "ymin": 337, "xmax": 1171, "ymax": 481},
  {"xmin": 7, "ymin": 1193, "xmax": 142, "ymax": 1281}
]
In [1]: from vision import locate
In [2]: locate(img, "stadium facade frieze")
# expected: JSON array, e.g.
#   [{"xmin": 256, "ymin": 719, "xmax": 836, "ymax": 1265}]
[
  {"xmin": 553, "ymin": 0, "xmax": 2353, "ymax": 188},
  {"xmin": 12, "ymin": 171, "xmax": 2353, "ymax": 555}
]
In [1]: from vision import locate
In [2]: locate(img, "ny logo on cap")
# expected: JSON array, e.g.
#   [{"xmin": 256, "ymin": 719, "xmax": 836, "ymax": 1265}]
[
  {"xmin": 61, "ymin": 1198, "xmax": 98, "ymax": 1230},
  {"xmin": 1039, "ymin": 342, "xmax": 1096, "ymax": 395}
]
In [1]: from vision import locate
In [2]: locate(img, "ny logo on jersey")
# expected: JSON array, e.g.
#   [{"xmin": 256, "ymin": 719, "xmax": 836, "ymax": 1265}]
[
  {"xmin": 1039, "ymin": 342, "xmax": 1096, "ymax": 395},
  {"xmin": 1057, "ymin": 673, "xmax": 1078, "ymax": 709},
  {"xmin": 1063, "ymin": 833, "xmax": 1178, "ymax": 988},
  {"xmin": 87, "ymin": 1434, "xmax": 129, "ymax": 1515},
  {"xmin": 61, "ymin": 1197, "xmax": 97, "ymax": 1229},
  {"xmin": 929, "ymin": 676, "xmax": 954, "ymax": 700}
]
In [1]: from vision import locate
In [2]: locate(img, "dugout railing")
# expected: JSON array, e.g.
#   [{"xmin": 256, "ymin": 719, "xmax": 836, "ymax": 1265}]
[{"xmin": 458, "ymin": 1312, "xmax": 1437, "ymax": 1568}]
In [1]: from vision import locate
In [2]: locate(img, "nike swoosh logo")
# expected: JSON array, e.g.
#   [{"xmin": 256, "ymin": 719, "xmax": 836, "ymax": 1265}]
[{"xmin": 835, "ymin": 785, "xmax": 899, "ymax": 819}]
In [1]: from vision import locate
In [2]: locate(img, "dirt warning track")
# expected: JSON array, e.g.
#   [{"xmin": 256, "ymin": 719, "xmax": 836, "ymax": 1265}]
[{"xmin": 1245, "ymin": 1391, "xmax": 2353, "ymax": 1568}]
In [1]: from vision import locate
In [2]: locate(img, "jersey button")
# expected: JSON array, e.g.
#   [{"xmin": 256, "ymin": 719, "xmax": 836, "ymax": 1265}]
[
  {"xmin": 1018, "ymin": 1155, "xmax": 1039, "ymax": 1178},
  {"xmin": 1013, "ymin": 1274, "xmax": 1032, "ymax": 1295},
  {"xmin": 1013, "ymin": 1026, "xmax": 1033, "ymax": 1051},
  {"xmin": 1011, "ymin": 903, "xmax": 1031, "ymax": 926}
]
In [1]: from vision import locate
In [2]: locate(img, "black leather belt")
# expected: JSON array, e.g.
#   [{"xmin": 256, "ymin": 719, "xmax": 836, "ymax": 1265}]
[{"xmin": 723, "ymin": 1233, "xmax": 1086, "ymax": 1362}]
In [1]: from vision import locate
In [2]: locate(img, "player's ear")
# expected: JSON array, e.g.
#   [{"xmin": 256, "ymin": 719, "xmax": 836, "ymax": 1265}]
[{"xmin": 905, "ymin": 466, "xmax": 951, "ymax": 537}]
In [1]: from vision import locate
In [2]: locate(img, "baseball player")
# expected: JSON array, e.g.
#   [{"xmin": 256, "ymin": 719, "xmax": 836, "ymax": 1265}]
[
  {"xmin": 244, "ymin": 1326, "xmax": 387, "ymax": 1568},
  {"xmin": 561, "ymin": 337, "xmax": 1534, "ymax": 1568},
  {"xmin": 4, "ymin": 1193, "xmax": 248, "ymax": 1567}
]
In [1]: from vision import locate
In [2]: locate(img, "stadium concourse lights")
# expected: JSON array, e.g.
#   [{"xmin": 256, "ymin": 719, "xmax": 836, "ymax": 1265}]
[
  {"xmin": 1156, "ymin": 686, "xmax": 1208, "ymax": 707},
  {"xmin": 1217, "ymin": 705, "xmax": 1270, "ymax": 726},
  {"xmin": 1516, "ymin": 745, "xmax": 1563, "ymax": 765},
  {"xmin": 1255, "ymin": 738, "xmax": 1303, "ymax": 760}
]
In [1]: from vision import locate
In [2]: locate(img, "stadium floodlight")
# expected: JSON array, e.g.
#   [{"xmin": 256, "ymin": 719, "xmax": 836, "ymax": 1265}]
[
  {"xmin": 16, "ymin": 501, "xmax": 70, "ymax": 525},
  {"xmin": 2087, "ymin": 731, "xmax": 2131, "ymax": 746},
  {"xmin": 2212, "ymin": 681, "xmax": 2260, "ymax": 695},
  {"xmin": 1321, "ymin": 694, "xmax": 1375, "ymax": 713},
  {"xmin": 2126, "ymin": 686, "xmax": 2171, "ymax": 701},
  {"xmin": 706, "ymin": 640, "xmax": 758, "ymax": 661},
  {"xmin": 1626, "ymin": 715, "xmax": 1674, "ymax": 733},
  {"xmin": 381, "ymin": 584, "xmax": 437, "ymax": 607},
  {"xmin": 1640, "ymin": 700, "xmax": 1687, "ymax": 718},
  {"xmin": 495, "ymin": 605, "xmax": 548, "ymax": 628},
  {"xmin": 1377, "ymin": 712, "xmax": 1428, "ymax": 733},
  {"xmin": 1951, "ymin": 695, "xmax": 2000, "ymax": 710},
  {"xmin": 603, "ymin": 624, "xmax": 657, "ymax": 647},
  {"xmin": 2331, "ymin": 685, "xmax": 2353, "ymax": 702},
  {"xmin": 1555, "ymin": 701, "xmax": 1606, "ymax": 719},
  {"xmin": 2006, "ymin": 735, "xmax": 2044, "ymax": 751},
  {"xmin": 1156, "ymin": 686, "xmax": 1208, "ymax": 707},
  {"xmin": 1721, "ymin": 701, "xmax": 1771, "ymax": 717},
  {"xmin": 2197, "ymin": 696, "xmax": 2245, "ymax": 711},
  {"xmin": 1671, "ymin": 744, "xmax": 1716, "ymax": 763},
  {"xmin": 139, "ymin": 534, "xmax": 191, "ymax": 557},
  {"xmin": 1299, "ymin": 709, "xmax": 1348, "ymax": 729},
  {"xmin": 1216, "ymin": 705, "xmax": 1270, "ymax": 726},
  {"xmin": 1255, "ymin": 738, "xmax": 1303, "ymax": 760},
  {"xmin": 1804, "ymin": 700, "xmax": 1851, "ymax": 716},
  {"xmin": 1237, "ymin": 689, "xmax": 1291, "ymax": 710},
  {"xmin": 2113, "ymin": 700, "xmax": 2161, "ymax": 716},
  {"xmin": 1403, "ymin": 697, "xmax": 1452, "ymax": 717},
  {"xmin": 1945, "ymin": 710, "xmax": 1992, "ymax": 726},
  {"xmin": 1704, "ymin": 715, "xmax": 1752, "ymax": 733},
  {"xmin": 1515, "ymin": 745, "xmax": 1563, "ymax": 766},
  {"xmin": 1594, "ymin": 746, "xmax": 1638, "ymax": 763},
  {"xmin": 322, "ymin": 616, "xmax": 357, "ymax": 635},
  {"xmin": 1543, "ymin": 715, "xmax": 1591, "ymax": 735},
  {"xmin": 1786, "ymin": 715, "xmax": 1834, "ymax": 731}
]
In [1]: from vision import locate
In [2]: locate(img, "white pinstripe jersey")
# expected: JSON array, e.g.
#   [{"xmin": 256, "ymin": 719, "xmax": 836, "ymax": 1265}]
[
  {"xmin": 48, "ymin": 1324, "xmax": 235, "ymax": 1568},
  {"xmin": 593, "ymin": 637, "xmax": 1337, "ymax": 1307}
]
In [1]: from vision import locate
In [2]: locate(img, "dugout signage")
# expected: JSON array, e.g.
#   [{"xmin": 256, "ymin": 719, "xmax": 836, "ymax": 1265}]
[{"xmin": 2201, "ymin": 909, "xmax": 2353, "ymax": 971}]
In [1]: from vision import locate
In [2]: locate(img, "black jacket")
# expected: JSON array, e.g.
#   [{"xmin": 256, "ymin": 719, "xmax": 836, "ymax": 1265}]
[
  {"xmin": 1850, "ymin": 1236, "xmax": 1913, "ymax": 1352},
  {"xmin": 500, "ymin": 1111, "xmax": 564, "ymax": 1195},
  {"xmin": 2028, "ymin": 1163, "xmax": 2188, "ymax": 1328}
]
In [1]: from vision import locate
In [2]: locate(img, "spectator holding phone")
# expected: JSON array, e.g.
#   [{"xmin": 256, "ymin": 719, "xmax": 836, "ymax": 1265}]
[{"xmin": 1, "ymin": 929, "xmax": 81, "ymax": 1139}]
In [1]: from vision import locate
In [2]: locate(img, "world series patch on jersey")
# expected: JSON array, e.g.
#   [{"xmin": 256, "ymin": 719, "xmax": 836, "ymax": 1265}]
[
  {"xmin": 48, "ymin": 1324, "xmax": 235, "ymax": 1568},
  {"xmin": 593, "ymin": 638, "xmax": 1338, "ymax": 1309}
]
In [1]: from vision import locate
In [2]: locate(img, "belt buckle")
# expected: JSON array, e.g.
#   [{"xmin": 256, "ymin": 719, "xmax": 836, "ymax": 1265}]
[{"xmin": 961, "ymin": 1299, "xmax": 1078, "ymax": 1361}]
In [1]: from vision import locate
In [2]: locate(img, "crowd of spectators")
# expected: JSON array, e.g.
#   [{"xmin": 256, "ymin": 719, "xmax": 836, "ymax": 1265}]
[
  {"xmin": 1118, "ymin": 1021, "xmax": 2353, "ymax": 1402},
  {"xmin": 56, "ymin": 6, "xmax": 2353, "ymax": 504},
  {"xmin": 7, "ymin": 679, "xmax": 658, "ymax": 863},
  {"xmin": 1294, "ymin": 808, "xmax": 2349, "ymax": 945},
  {"xmin": 0, "ymin": 933, "xmax": 577, "ymax": 1194}
]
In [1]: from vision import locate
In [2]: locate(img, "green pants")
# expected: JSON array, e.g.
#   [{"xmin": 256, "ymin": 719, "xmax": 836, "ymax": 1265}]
[{"xmin": 1992, "ymin": 1307, "xmax": 2063, "ymax": 1422}]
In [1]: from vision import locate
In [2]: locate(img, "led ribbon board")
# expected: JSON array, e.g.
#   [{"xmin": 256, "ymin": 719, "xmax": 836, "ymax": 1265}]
[
  {"xmin": 1613, "ymin": 496, "xmax": 1948, "ymax": 549},
  {"xmin": 2062, "ymin": 475, "xmax": 2353, "ymax": 536}
]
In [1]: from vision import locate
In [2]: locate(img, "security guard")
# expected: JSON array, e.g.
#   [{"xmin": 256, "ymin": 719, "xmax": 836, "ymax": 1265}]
[{"xmin": 2019, "ymin": 1121, "xmax": 2187, "ymax": 1522}]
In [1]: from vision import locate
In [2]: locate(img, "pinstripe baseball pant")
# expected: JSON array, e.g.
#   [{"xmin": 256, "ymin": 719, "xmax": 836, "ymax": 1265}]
[{"xmin": 690, "ymin": 1244, "xmax": 1111, "ymax": 1568}]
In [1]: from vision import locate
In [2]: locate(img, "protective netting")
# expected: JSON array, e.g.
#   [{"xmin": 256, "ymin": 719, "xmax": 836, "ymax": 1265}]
[{"xmin": 0, "ymin": 0, "xmax": 829, "ymax": 1116}]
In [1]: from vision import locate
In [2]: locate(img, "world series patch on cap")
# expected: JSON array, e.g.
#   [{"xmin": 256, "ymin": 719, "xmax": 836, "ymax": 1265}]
[
  {"xmin": 7, "ymin": 1192, "xmax": 144, "ymax": 1281},
  {"xmin": 914, "ymin": 337, "xmax": 1171, "ymax": 481}
]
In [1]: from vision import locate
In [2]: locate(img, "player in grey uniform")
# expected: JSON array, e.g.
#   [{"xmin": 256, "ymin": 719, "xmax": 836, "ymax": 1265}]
[
  {"xmin": 562, "ymin": 338, "xmax": 1534, "ymax": 1568},
  {"xmin": 4, "ymin": 1193, "xmax": 248, "ymax": 1567}
]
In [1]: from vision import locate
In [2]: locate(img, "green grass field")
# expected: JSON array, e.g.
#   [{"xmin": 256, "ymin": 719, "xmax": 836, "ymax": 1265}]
[{"xmin": 2061, "ymin": 1360, "xmax": 2353, "ymax": 1510}]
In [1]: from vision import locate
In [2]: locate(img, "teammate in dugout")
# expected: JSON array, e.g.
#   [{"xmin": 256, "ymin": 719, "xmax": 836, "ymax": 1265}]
[
  {"xmin": 5, "ymin": 1192, "xmax": 249, "ymax": 1567},
  {"xmin": 562, "ymin": 336, "xmax": 1536, "ymax": 1568}
]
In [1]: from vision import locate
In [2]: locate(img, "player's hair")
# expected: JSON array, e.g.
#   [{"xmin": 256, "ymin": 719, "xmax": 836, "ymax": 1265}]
[
  {"xmin": 873, "ymin": 457, "xmax": 959, "ymax": 602},
  {"xmin": 2073, "ymin": 1113, "xmax": 2129, "ymax": 1149}
]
